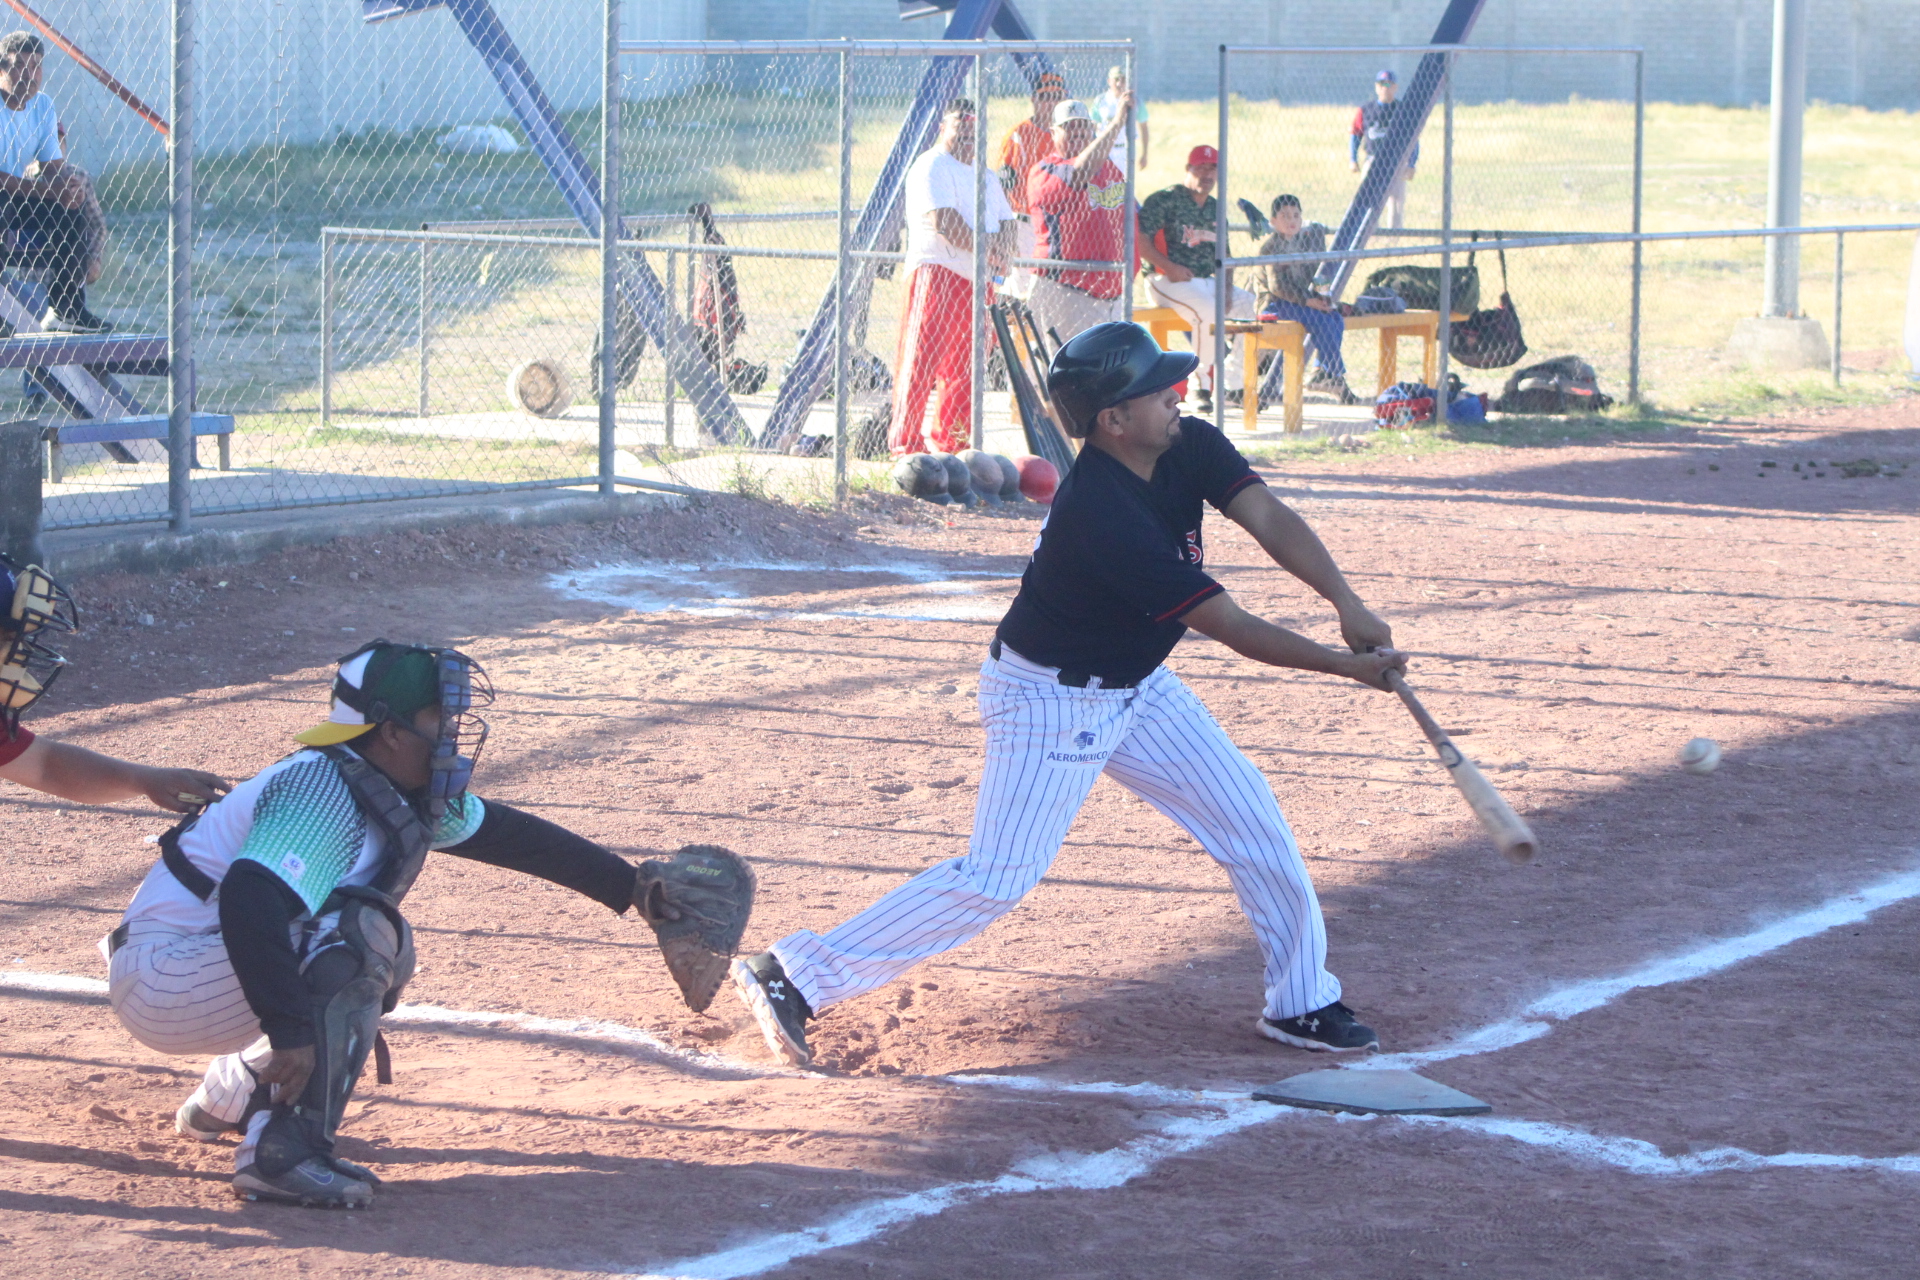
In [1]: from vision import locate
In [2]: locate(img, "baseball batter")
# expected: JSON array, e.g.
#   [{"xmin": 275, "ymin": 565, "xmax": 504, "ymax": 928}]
[
  {"xmin": 104, "ymin": 641, "xmax": 755, "ymax": 1207},
  {"xmin": 734, "ymin": 322, "xmax": 1404, "ymax": 1066}
]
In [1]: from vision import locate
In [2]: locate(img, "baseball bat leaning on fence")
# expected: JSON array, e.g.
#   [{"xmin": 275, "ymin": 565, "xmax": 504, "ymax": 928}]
[
  {"xmin": 990, "ymin": 301, "xmax": 1076, "ymax": 474},
  {"xmin": 0, "ymin": 0, "xmax": 168, "ymax": 137},
  {"xmin": 1385, "ymin": 669, "xmax": 1538, "ymax": 864}
]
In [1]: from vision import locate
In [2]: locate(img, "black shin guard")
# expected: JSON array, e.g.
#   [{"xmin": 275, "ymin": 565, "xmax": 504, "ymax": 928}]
[{"xmin": 254, "ymin": 891, "xmax": 414, "ymax": 1181}]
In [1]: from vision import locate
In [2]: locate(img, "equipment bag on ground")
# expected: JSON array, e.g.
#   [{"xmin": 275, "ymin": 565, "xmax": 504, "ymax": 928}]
[
  {"xmin": 1448, "ymin": 238, "xmax": 1527, "ymax": 369},
  {"xmin": 1494, "ymin": 355, "xmax": 1614, "ymax": 414}
]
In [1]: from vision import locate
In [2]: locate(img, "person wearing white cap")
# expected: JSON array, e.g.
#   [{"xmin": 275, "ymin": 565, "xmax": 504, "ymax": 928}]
[
  {"xmin": 1024, "ymin": 96, "xmax": 1134, "ymax": 347},
  {"xmin": 99, "ymin": 640, "xmax": 754, "ymax": 1208}
]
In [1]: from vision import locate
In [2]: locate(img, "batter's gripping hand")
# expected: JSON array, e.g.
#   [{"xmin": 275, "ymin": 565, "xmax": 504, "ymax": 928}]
[{"xmin": 634, "ymin": 845, "xmax": 757, "ymax": 1013}]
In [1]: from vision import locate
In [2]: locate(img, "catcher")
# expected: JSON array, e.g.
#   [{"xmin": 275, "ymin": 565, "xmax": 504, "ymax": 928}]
[
  {"xmin": 0, "ymin": 552, "xmax": 227, "ymax": 810},
  {"xmin": 103, "ymin": 640, "xmax": 755, "ymax": 1208}
]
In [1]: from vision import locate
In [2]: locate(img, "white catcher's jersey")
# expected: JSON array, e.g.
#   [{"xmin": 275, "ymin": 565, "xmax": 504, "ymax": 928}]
[{"xmin": 116, "ymin": 747, "xmax": 485, "ymax": 936}]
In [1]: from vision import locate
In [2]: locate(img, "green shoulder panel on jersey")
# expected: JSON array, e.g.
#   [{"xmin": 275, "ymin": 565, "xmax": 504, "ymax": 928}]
[
  {"xmin": 231, "ymin": 756, "xmax": 366, "ymax": 914},
  {"xmin": 432, "ymin": 793, "xmax": 486, "ymax": 849}
]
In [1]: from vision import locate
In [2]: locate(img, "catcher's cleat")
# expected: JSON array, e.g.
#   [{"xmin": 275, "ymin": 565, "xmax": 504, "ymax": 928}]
[
  {"xmin": 232, "ymin": 1157, "xmax": 375, "ymax": 1209},
  {"xmin": 731, "ymin": 952, "xmax": 812, "ymax": 1067},
  {"xmin": 1256, "ymin": 1001, "xmax": 1379, "ymax": 1053},
  {"xmin": 176, "ymin": 1097, "xmax": 239, "ymax": 1143}
]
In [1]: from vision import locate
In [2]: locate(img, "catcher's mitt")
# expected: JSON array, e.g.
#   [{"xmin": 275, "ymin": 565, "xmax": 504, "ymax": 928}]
[{"xmin": 634, "ymin": 844, "xmax": 756, "ymax": 1012}]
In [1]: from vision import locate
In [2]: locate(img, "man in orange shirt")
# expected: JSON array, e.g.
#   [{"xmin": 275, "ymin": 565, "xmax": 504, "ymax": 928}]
[{"xmin": 996, "ymin": 71, "xmax": 1065, "ymax": 298}]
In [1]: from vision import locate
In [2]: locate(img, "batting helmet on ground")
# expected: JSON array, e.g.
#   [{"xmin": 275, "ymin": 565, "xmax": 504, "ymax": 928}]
[
  {"xmin": 958, "ymin": 449, "xmax": 1004, "ymax": 504},
  {"xmin": 1047, "ymin": 322, "xmax": 1197, "ymax": 437},
  {"xmin": 990, "ymin": 453, "xmax": 1023, "ymax": 502},
  {"xmin": 892, "ymin": 453, "xmax": 950, "ymax": 503},
  {"xmin": 937, "ymin": 453, "xmax": 973, "ymax": 504},
  {"xmin": 1014, "ymin": 455, "xmax": 1059, "ymax": 503}
]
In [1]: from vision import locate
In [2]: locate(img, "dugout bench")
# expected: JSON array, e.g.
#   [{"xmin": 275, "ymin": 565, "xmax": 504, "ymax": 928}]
[
  {"xmin": 1132, "ymin": 305, "xmax": 1453, "ymax": 435},
  {"xmin": 0, "ymin": 283, "xmax": 233, "ymax": 482}
]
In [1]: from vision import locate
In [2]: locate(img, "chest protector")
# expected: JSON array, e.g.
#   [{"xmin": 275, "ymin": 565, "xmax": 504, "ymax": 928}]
[{"xmin": 158, "ymin": 746, "xmax": 433, "ymax": 907}]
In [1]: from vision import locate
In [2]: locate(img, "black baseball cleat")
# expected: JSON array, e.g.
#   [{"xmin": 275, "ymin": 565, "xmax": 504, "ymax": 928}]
[
  {"xmin": 1256, "ymin": 1001, "xmax": 1379, "ymax": 1053},
  {"xmin": 1192, "ymin": 389, "xmax": 1213, "ymax": 415},
  {"xmin": 232, "ymin": 1156, "xmax": 375, "ymax": 1208},
  {"xmin": 731, "ymin": 951, "xmax": 813, "ymax": 1067}
]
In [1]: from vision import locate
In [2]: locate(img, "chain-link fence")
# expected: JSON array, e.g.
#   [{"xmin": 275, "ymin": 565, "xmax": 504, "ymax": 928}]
[
  {"xmin": 1214, "ymin": 44, "xmax": 1919, "ymax": 430},
  {"xmin": 602, "ymin": 40, "xmax": 1134, "ymax": 499},
  {"xmin": 17, "ymin": 12, "xmax": 1920, "ymax": 537}
]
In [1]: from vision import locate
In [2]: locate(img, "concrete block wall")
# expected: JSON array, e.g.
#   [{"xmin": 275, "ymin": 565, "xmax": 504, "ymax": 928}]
[
  {"xmin": 34, "ymin": 0, "xmax": 706, "ymax": 174},
  {"xmin": 710, "ymin": 0, "xmax": 1920, "ymax": 109}
]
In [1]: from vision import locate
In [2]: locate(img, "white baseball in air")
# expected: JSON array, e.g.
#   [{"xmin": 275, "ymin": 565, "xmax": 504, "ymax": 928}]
[{"xmin": 1679, "ymin": 737, "xmax": 1721, "ymax": 775}]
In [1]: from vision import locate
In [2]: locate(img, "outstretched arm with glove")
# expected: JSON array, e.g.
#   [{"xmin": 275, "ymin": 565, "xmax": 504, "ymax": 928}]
[{"xmin": 441, "ymin": 800, "xmax": 756, "ymax": 1012}]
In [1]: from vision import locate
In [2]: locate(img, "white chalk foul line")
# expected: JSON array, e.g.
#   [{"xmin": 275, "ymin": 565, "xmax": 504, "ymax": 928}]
[
  {"xmin": 1368, "ymin": 864, "xmax": 1920, "ymax": 1072},
  {"xmin": 1404, "ymin": 1114, "xmax": 1920, "ymax": 1178},
  {"xmin": 624, "ymin": 1099, "xmax": 1277, "ymax": 1280},
  {"xmin": 0, "ymin": 970, "xmax": 781, "ymax": 1079},
  {"xmin": 8, "ymin": 861, "xmax": 1920, "ymax": 1277},
  {"xmin": 622, "ymin": 863, "xmax": 1920, "ymax": 1278}
]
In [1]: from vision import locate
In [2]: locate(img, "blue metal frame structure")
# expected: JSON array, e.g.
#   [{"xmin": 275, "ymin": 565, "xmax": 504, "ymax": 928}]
[
  {"xmin": 757, "ymin": 0, "xmax": 1057, "ymax": 451},
  {"xmin": 1315, "ymin": 0, "xmax": 1488, "ymax": 300},
  {"xmin": 363, "ymin": 0, "xmax": 750, "ymax": 443}
]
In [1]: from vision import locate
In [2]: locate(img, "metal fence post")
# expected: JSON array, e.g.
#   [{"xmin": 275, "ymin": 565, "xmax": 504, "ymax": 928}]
[
  {"xmin": 1832, "ymin": 230, "xmax": 1844, "ymax": 384},
  {"xmin": 416, "ymin": 242, "xmax": 431, "ymax": 419},
  {"xmin": 1629, "ymin": 50, "xmax": 1645, "ymax": 403},
  {"xmin": 168, "ymin": 0, "xmax": 194, "ymax": 534},
  {"xmin": 970, "ymin": 51, "xmax": 987, "ymax": 454},
  {"xmin": 1214, "ymin": 43, "xmax": 1227, "ymax": 432},
  {"xmin": 320, "ymin": 230, "xmax": 334, "ymax": 431},
  {"xmin": 662, "ymin": 246, "xmax": 675, "ymax": 448},
  {"xmin": 1122, "ymin": 45, "xmax": 1135, "ymax": 326},
  {"xmin": 1436, "ymin": 54, "xmax": 1453, "ymax": 412},
  {"xmin": 598, "ymin": 0, "xmax": 619, "ymax": 495},
  {"xmin": 834, "ymin": 45, "xmax": 851, "ymax": 503}
]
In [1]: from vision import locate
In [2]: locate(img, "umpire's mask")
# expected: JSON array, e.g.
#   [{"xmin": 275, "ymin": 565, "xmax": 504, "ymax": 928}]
[{"xmin": 0, "ymin": 552, "xmax": 78, "ymax": 734}]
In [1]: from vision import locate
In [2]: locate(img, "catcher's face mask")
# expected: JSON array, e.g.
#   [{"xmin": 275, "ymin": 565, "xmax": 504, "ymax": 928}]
[
  {"xmin": 423, "ymin": 646, "xmax": 491, "ymax": 819},
  {"xmin": 296, "ymin": 640, "xmax": 493, "ymax": 818},
  {"xmin": 0, "ymin": 553, "xmax": 78, "ymax": 732}
]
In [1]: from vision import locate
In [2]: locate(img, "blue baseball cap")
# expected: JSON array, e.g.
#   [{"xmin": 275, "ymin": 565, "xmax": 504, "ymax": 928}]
[{"xmin": 1375, "ymin": 69, "xmax": 1397, "ymax": 84}]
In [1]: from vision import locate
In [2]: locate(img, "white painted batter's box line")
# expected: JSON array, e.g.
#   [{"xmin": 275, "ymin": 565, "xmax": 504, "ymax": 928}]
[{"xmin": 6, "ymin": 860, "xmax": 1918, "ymax": 1280}]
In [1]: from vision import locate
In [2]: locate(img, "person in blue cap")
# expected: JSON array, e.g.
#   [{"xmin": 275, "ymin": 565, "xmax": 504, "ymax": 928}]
[{"xmin": 1349, "ymin": 69, "xmax": 1418, "ymax": 229}]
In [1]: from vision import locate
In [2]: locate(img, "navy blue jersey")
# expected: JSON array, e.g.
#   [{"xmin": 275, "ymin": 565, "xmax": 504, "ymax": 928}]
[{"xmin": 996, "ymin": 417, "xmax": 1264, "ymax": 684}]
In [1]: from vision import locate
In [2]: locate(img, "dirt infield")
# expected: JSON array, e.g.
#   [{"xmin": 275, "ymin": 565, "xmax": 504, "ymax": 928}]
[{"xmin": 2, "ymin": 402, "xmax": 1916, "ymax": 1278}]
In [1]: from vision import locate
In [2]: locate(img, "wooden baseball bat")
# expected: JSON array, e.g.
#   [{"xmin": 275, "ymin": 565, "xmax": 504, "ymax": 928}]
[{"xmin": 1385, "ymin": 669, "xmax": 1538, "ymax": 864}]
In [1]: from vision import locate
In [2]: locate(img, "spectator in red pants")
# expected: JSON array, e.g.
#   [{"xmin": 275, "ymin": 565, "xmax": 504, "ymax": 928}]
[{"xmin": 889, "ymin": 98, "xmax": 1015, "ymax": 456}]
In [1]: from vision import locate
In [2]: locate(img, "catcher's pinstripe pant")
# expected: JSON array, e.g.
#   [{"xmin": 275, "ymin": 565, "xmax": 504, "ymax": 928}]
[
  {"xmin": 773, "ymin": 644, "xmax": 1341, "ymax": 1021},
  {"xmin": 109, "ymin": 926, "xmax": 277, "ymax": 1164}
]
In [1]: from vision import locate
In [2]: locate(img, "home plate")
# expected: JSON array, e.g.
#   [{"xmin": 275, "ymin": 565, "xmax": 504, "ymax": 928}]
[{"xmin": 1252, "ymin": 1069, "xmax": 1491, "ymax": 1116}]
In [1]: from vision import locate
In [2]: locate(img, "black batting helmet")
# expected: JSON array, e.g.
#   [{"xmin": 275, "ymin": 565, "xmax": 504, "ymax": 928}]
[
  {"xmin": 0, "ymin": 552, "xmax": 78, "ymax": 732},
  {"xmin": 1046, "ymin": 322, "xmax": 1197, "ymax": 437}
]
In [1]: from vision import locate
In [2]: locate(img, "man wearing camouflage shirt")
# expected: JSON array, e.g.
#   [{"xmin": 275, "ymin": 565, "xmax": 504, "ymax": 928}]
[{"xmin": 1138, "ymin": 145, "xmax": 1253, "ymax": 415}]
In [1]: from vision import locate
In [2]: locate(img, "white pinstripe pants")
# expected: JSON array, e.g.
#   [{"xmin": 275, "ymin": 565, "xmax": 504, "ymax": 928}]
[
  {"xmin": 773, "ymin": 646, "xmax": 1341, "ymax": 1022},
  {"xmin": 109, "ymin": 927, "xmax": 277, "ymax": 1163}
]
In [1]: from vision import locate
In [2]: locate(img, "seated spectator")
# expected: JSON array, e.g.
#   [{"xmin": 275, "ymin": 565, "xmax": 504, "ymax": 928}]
[
  {"xmin": 1255, "ymin": 194, "xmax": 1357, "ymax": 404},
  {"xmin": 0, "ymin": 32, "xmax": 107, "ymax": 332},
  {"xmin": 1138, "ymin": 145, "xmax": 1253, "ymax": 416}
]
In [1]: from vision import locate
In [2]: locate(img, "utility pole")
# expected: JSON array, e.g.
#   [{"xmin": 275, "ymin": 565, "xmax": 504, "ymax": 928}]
[
  {"xmin": 1762, "ymin": 0, "xmax": 1806, "ymax": 317},
  {"xmin": 1729, "ymin": 0, "xmax": 1829, "ymax": 370}
]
